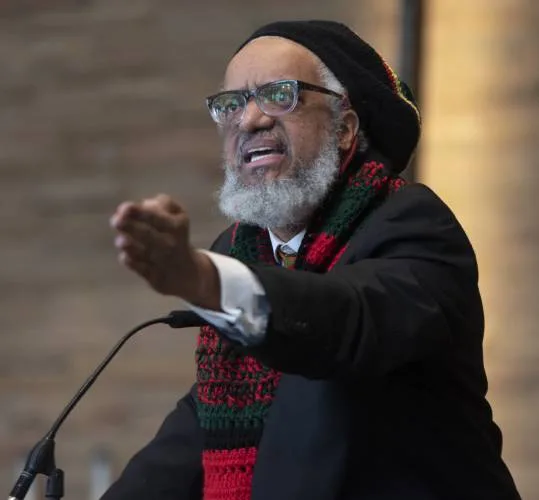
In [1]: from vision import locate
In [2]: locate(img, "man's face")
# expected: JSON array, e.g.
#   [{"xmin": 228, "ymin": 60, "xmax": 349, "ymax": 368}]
[
  {"xmin": 216, "ymin": 37, "xmax": 345, "ymax": 230},
  {"xmin": 221, "ymin": 37, "xmax": 337, "ymax": 186}
]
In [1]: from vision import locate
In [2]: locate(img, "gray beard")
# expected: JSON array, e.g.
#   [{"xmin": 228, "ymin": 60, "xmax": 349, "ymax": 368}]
[{"xmin": 218, "ymin": 134, "xmax": 341, "ymax": 229}]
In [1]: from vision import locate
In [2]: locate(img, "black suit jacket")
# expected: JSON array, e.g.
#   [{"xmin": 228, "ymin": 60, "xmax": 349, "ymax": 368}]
[{"xmin": 102, "ymin": 184, "xmax": 521, "ymax": 500}]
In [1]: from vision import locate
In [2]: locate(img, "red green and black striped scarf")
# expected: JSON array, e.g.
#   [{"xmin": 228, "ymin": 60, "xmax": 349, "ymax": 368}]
[{"xmin": 195, "ymin": 149, "xmax": 406, "ymax": 500}]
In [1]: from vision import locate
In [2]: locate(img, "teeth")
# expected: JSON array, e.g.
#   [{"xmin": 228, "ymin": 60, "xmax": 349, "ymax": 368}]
[
  {"xmin": 243, "ymin": 145, "xmax": 285, "ymax": 163},
  {"xmin": 250, "ymin": 152, "xmax": 275, "ymax": 162},
  {"xmin": 249, "ymin": 147, "xmax": 273, "ymax": 154},
  {"xmin": 246, "ymin": 147, "xmax": 276, "ymax": 163}
]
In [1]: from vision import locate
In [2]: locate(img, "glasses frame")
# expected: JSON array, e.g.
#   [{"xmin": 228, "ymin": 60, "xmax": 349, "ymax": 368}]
[{"xmin": 206, "ymin": 79, "xmax": 345, "ymax": 125}]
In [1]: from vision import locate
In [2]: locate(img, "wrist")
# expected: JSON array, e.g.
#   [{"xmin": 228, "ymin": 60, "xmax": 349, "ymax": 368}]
[{"xmin": 183, "ymin": 249, "xmax": 222, "ymax": 311}]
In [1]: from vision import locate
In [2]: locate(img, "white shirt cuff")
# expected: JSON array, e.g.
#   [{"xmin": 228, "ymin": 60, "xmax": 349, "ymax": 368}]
[{"xmin": 185, "ymin": 250, "xmax": 270, "ymax": 345}]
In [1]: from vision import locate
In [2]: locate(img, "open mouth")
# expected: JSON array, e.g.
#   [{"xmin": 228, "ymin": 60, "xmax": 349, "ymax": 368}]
[{"xmin": 242, "ymin": 145, "xmax": 286, "ymax": 164}]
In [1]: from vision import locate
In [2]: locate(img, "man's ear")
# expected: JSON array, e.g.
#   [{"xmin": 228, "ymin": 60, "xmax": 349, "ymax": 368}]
[{"xmin": 338, "ymin": 109, "xmax": 360, "ymax": 151}]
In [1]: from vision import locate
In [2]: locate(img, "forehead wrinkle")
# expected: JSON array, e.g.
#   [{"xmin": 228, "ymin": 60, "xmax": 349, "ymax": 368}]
[{"xmin": 224, "ymin": 36, "xmax": 321, "ymax": 90}]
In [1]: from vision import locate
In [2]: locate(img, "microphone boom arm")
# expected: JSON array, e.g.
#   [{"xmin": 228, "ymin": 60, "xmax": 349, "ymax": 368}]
[{"xmin": 8, "ymin": 310, "xmax": 205, "ymax": 500}]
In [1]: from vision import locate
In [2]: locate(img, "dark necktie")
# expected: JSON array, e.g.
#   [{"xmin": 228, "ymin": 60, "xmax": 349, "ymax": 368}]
[{"xmin": 276, "ymin": 244, "xmax": 297, "ymax": 269}]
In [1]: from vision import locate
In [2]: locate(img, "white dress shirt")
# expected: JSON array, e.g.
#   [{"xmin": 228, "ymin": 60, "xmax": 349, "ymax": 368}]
[{"xmin": 187, "ymin": 229, "xmax": 306, "ymax": 345}]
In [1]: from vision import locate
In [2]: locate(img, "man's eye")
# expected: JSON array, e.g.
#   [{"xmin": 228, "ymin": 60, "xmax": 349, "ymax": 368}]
[
  {"xmin": 224, "ymin": 102, "xmax": 239, "ymax": 112},
  {"xmin": 218, "ymin": 97, "xmax": 242, "ymax": 114}
]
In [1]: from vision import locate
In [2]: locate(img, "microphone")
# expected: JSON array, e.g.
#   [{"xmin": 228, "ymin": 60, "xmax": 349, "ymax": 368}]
[
  {"xmin": 8, "ymin": 310, "xmax": 207, "ymax": 500},
  {"xmin": 165, "ymin": 310, "xmax": 208, "ymax": 329}
]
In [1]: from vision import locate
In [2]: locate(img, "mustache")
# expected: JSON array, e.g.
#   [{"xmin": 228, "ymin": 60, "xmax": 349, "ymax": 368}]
[{"xmin": 234, "ymin": 131, "xmax": 289, "ymax": 163}]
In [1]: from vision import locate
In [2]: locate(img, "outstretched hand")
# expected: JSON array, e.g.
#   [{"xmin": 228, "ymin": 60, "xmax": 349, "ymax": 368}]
[{"xmin": 110, "ymin": 194, "xmax": 220, "ymax": 308}]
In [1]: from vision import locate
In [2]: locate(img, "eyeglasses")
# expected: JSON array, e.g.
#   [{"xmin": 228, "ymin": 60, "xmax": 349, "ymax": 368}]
[{"xmin": 206, "ymin": 79, "xmax": 345, "ymax": 126}]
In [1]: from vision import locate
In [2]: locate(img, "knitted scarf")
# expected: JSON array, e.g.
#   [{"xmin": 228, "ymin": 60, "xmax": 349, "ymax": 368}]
[{"xmin": 195, "ymin": 149, "xmax": 406, "ymax": 500}]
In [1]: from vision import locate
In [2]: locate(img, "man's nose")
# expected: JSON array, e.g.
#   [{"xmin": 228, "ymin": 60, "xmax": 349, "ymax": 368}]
[{"xmin": 238, "ymin": 99, "xmax": 275, "ymax": 133}]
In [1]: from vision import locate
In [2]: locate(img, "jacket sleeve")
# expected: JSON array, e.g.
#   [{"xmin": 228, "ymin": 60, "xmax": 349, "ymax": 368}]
[
  {"xmin": 245, "ymin": 185, "xmax": 483, "ymax": 379},
  {"xmin": 100, "ymin": 386, "xmax": 203, "ymax": 500}
]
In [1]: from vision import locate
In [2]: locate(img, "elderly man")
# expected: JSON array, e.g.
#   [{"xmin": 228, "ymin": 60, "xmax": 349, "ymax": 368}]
[{"xmin": 105, "ymin": 21, "xmax": 521, "ymax": 500}]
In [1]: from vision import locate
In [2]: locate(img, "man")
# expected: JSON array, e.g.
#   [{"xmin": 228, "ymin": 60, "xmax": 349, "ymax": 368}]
[{"xmin": 105, "ymin": 20, "xmax": 521, "ymax": 500}]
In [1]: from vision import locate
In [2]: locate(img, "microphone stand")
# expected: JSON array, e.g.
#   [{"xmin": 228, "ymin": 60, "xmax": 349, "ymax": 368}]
[{"xmin": 8, "ymin": 310, "xmax": 206, "ymax": 500}]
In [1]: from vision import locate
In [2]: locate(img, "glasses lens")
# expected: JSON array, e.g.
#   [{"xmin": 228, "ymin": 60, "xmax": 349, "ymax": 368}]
[
  {"xmin": 257, "ymin": 81, "xmax": 296, "ymax": 116},
  {"xmin": 210, "ymin": 92, "xmax": 245, "ymax": 124}
]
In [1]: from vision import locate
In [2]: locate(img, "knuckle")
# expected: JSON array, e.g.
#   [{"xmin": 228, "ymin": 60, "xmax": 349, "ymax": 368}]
[
  {"xmin": 156, "ymin": 193, "xmax": 171, "ymax": 202},
  {"xmin": 119, "ymin": 251, "xmax": 130, "ymax": 266},
  {"xmin": 115, "ymin": 217, "xmax": 134, "ymax": 231},
  {"xmin": 117, "ymin": 201, "xmax": 132, "ymax": 211},
  {"xmin": 114, "ymin": 234, "xmax": 126, "ymax": 248},
  {"xmin": 152, "ymin": 194, "xmax": 172, "ymax": 209},
  {"xmin": 158, "ymin": 193, "xmax": 183, "ymax": 213},
  {"xmin": 141, "ymin": 197, "xmax": 158, "ymax": 209},
  {"xmin": 118, "ymin": 201, "xmax": 136, "ymax": 216}
]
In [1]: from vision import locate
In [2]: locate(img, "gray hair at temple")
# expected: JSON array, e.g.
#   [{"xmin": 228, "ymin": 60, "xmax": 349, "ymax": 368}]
[{"xmin": 317, "ymin": 60, "xmax": 369, "ymax": 153}]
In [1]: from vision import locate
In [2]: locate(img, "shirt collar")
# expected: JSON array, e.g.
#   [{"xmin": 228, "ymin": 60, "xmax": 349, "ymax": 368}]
[{"xmin": 268, "ymin": 229, "xmax": 306, "ymax": 262}]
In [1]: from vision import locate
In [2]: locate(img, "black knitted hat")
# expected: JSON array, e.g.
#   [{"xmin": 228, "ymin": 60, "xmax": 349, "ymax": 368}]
[{"xmin": 236, "ymin": 20, "xmax": 421, "ymax": 172}]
